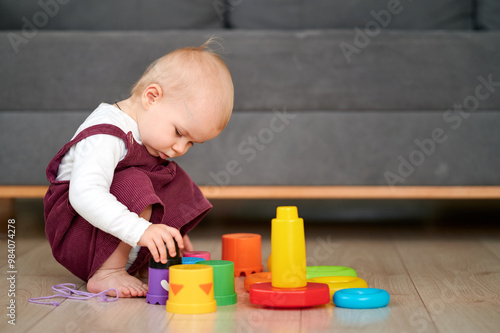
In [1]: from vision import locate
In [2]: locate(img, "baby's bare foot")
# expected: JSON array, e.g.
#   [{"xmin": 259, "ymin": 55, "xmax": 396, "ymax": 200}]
[{"xmin": 88, "ymin": 268, "xmax": 148, "ymax": 297}]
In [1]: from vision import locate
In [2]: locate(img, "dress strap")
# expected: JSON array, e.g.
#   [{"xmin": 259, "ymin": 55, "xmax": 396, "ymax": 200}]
[{"xmin": 46, "ymin": 124, "xmax": 129, "ymax": 183}]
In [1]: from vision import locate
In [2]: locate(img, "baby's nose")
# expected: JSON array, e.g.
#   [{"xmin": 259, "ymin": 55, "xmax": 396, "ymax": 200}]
[{"xmin": 173, "ymin": 142, "xmax": 190, "ymax": 156}]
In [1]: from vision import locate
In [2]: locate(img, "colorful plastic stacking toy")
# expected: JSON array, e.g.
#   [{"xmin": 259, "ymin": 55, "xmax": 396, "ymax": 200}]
[
  {"xmin": 333, "ymin": 288, "xmax": 390, "ymax": 309},
  {"xmin": 166, "ymin": 265, "xmax": 217, "ymax": 314},
  {"xmin": 222, "ymin": 233, "xmax": 263, "ymax": 276},
  {"xmin": 306, "ymin": 266, "xmax": 357, "ymax": 279},
  {"xmin": 249, "ymin": 206, "xmax": 330, "ymax": 308},
  {"xmin": 182, "ymin": 257, "xmax": 206, "ymax": 264},
  {"xmin": 146, "ymin": 241, "xmax": 182, "ymax": 305},
  {"xmin": 307, "ymin": 276, "xmax": 368, "ymax": 300},
  {"xmin": 183, "ymin": 251, "xmax": 211, "ymax": 261},
  {"xmin": 197, "ymin": 260, "xmax": 237, "ymax": 306}
]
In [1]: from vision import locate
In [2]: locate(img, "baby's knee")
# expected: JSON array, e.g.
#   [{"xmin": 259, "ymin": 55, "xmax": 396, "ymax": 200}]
[{"xmin": 140, "ymin": 205, "xmax": 153, "ymax": 221}]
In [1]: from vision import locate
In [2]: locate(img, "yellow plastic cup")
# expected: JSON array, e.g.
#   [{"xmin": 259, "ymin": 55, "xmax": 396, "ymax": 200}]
[
  {"xmin": 166, "ymin": 265, "xmax": 217, "ymax": 314},
  {"xmin": 271, "ymin": 206, "xmax": 307, "ymax": 288},
  {"xmin": 307, "ymin": 276, "xmax": 368, "ymax": 300}
]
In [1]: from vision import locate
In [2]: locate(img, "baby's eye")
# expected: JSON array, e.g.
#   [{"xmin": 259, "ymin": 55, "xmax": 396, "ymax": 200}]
[{"xmin": 175, "ymin": 128, "xmax": 182, "ymax": 137}]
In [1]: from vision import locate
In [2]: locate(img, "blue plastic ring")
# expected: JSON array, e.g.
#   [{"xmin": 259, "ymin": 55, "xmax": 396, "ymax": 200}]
[
  {"xmin": 333, "ymin": 288, "xmax": 390, "ymax": 309},
  {"xmin": 181, "ymin": 257, "xmax": 205, "ymax": 264}
]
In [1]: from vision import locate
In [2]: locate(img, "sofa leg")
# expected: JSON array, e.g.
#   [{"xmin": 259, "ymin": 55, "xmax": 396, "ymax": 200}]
[{"xmin": 0, "ymin": 198, "xmax": 15, "ymax": 234}]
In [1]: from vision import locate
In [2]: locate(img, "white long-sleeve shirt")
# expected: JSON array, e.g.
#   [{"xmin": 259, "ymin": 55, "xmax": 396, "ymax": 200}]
[{"xmin": 56, "ymin": 103, "xmax": 152, "ymax": 247}]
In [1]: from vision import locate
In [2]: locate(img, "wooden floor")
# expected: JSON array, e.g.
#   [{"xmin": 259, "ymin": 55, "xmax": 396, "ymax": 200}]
[{"xmin": 1, "ymin": 219, "xmax": 500, "ymax": 333}]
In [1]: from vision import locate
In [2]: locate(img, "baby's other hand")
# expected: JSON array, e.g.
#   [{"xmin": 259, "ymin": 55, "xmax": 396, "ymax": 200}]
[
  {"xmin": 138, "ymin": 224, "xmax": 184, "ymax": 264},
  {"xmin": 181, "ymin": 234, "xmax": 194, "ymax": 256}
]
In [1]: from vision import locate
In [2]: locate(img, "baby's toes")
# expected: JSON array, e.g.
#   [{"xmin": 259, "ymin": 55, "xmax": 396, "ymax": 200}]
[
  {"xmin": 132, "ymin": 284, "xmax": 147, "ymax": 297},
  {"xmin": 120, "ymin": 286, "xmax": 132, "ymax": 297},
  {"xmin": 106, "ymin": 288, "xmax": 118, "ymax": 297},
  {"xmin": 137, "ymin": 284, "xmax": 148, "ymax": 297}
]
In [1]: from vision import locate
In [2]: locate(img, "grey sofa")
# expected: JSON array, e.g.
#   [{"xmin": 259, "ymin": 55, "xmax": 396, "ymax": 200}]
[{"xmin": 1, "ymin": 0, "xmax": 499, "ymax": 193}]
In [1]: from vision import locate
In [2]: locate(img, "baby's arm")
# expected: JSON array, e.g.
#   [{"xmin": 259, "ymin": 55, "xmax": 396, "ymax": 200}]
[{"xmin": 68, "ymin": 134, "xmax": 182, "ymax": 260}]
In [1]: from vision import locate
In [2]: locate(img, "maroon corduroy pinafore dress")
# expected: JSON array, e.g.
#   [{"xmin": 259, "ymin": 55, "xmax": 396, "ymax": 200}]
[{"xmin": 44, "ymin": 124, "xmax": 212, "ymax": 281}]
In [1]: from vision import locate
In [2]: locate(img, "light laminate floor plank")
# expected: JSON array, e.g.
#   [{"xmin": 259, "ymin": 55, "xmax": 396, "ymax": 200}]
[
  {"xmin": 481, "ymin": 238, "xmax": 500, "ymax": 259},
  {"xmin": 0, "ymin": 239, "xmax": 84, "ymax": 332},
  {"xmin": 4, "ymin": 223, "xmax": 500, "ymax": 333},
  {"xmin": 395, "ymin": 238, "xmax": 500, "ymax": 333}
]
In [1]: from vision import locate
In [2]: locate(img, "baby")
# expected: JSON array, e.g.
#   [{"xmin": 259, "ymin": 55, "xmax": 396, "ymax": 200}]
[{"xmin": 44, "ymin": 38, "xmax": 234, "ymax": 297}]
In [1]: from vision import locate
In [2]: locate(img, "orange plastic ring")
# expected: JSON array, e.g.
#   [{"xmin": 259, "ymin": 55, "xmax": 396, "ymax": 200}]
[{"xmin": 244, "ymin": 272, "xmax": 272, "ymax": 292}]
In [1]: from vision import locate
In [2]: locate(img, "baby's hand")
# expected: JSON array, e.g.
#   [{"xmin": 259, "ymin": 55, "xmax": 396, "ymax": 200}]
[
  {"xmin": 181, "ymin": 234, "xmax": 194, "ymax": 256},
  {"xmin": 138, "ymin": 224, "xmax": 184, "ymax": 264}
]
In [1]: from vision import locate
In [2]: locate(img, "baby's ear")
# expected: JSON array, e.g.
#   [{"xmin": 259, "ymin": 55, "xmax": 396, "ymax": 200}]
[{"xmin": 143, "ymin": 84, "xmax": 163, "ymax": 109}]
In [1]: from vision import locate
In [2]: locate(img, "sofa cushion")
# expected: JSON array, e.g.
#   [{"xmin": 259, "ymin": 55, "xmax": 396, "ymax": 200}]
[
  {"xmin": 1, "ymin": 30, "xmax": 498, "ymax": 112},
  {"xmin": 227, "ymin": 0, "xmax": 474, "ymax": 30},
  {"xmin": 220, "ymin": 31, "xmax": 500, "ymax": 112},
  {"xmin": 476, "ymin": 0, "xmax": 500, "ymax": 29},
  {"xmin": 0, "ymin": 0, "xmax": 222, "ymax": 30},
  {"xmin": 2, "ymin": 110, "xmax": 500, "ymax": 186}
]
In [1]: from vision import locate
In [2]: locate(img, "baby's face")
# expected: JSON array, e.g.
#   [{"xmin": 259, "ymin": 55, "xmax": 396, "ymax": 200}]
[{"xmin": 138, "ymin": 96, "xmax": 222, "ymax": 159}]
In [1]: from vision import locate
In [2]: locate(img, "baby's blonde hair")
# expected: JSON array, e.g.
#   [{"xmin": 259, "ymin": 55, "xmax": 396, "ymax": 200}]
[{"xmin": 131, "ymin": 37, "xmax": 234, "ymax": 130}]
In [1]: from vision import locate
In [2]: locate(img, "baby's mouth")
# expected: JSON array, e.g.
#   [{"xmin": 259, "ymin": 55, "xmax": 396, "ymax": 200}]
[{"xmin": 159, "ymin": 152, "xmax": 170, "ymax": 159}]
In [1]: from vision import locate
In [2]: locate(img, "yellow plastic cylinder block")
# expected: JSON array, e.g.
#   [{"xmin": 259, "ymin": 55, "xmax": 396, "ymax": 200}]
[
  {"xmin": 166, "ymin": 265, "xmax": 217, "ymax": 314},
  {"xmin": 271, "ymin": 206, "xmax": 307, "ymax": 288}
]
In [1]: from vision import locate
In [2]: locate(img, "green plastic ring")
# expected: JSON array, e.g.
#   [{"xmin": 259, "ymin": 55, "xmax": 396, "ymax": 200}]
[{"xmin": 306, "ymin": 266, "xmax": 357, "ymax": 279}]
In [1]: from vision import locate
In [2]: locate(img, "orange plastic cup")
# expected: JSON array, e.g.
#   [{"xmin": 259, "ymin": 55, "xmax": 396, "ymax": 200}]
[{"xmin": 222, "ymin": 233, "xmax": 263, "ymax": 277}]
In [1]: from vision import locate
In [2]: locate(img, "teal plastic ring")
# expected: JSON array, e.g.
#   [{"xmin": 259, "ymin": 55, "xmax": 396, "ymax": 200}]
[{"xmin": 333, "ymin": 288, "xmax": 390, "ymax": 309}]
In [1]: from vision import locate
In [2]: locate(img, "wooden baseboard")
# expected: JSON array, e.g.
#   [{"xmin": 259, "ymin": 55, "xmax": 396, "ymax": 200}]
[
  {"xmin": 1, "ymin": 185, "xmax": 500, "ymax": 199},
  {"xmin": 0, "ymin": 186, "xmax": 49, "ymax": 199}
]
